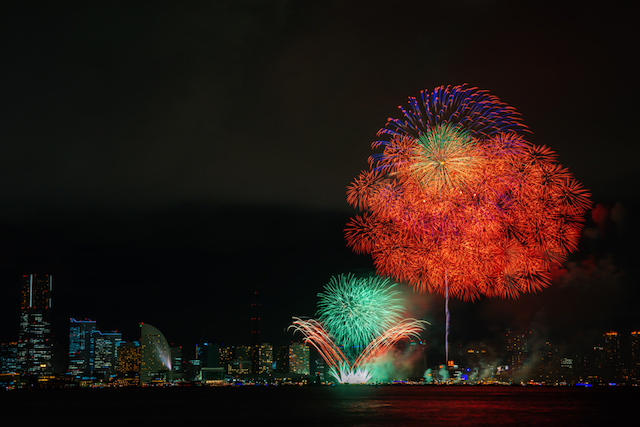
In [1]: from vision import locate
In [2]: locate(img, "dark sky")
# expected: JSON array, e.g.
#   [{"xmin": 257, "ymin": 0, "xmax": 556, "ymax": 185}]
[{"xmin": 1, "ymin": 1, "xmax": 638, "ymax": 363}]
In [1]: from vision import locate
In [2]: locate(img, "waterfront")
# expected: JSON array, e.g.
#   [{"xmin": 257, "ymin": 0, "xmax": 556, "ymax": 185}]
[{"xmin": 2, "ymin": 385, "xmax": 636, "ymax": 426}]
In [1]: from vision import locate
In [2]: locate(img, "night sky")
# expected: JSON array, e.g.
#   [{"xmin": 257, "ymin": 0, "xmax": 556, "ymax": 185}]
[{"xmin": 1, "ymin": 1, "xmax": 638, "ymax": 363}]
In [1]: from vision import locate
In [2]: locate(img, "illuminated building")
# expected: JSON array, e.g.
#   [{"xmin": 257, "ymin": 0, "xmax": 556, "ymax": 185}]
[
  {"xmin": 68, "ymin": 318, "xmax": 97, "ymax": 377},
  {"xmin": 93, "ymin": 330, "xmax": 122, "ymax": 379},
  {"xmin": 140, "ymin": 323, "xmax": 171, "ymax": 385},
  {"xmin": 68, "ymin": 318, "xmax": 121, "ymax": 379},
  {"xmin": 170, "ymin": 346, "xmax": 183, "ymax": 380},
  {"xmin": 17, "ymin": 274, "xmax": 53, "ymax": 375},
  {"xmin": 603, "ymin": 331, "xmax": 621, "ymax": 384},
  {"xmin": 201, "ymin": 367, "xmax": 225, "ymax": 385},
  {"xmin": 197, "ymin": 342, "xmax": 222, "ymax": 368},
  {"xmin": 0, "ymin": 342, "xmax": 19, "ymax": 374},
  {"xmin": 630, "ymin": 331, "xmax": 639, "ymax": 384},
  {"xmin": 505, "ymin": 330, "xmax": 531, "ymax": 375},
  {"xmin": 228, "ymin": 360, "xmax": 251, "ymax": 375},
  {"xmin": 273, "ymin": 345, "xmax": 289, "ymax": 374},
  {"xmin": 288, "ymin": 343, "xmax": 310, "ymax": 376},
  {"xmin": 250, "ymin": 291, "xmax": 261, "ymax": 374},
  {"xmin": 219, "ymin": 345, "xmax": 235, "ymax": 369},
  {"xmin": 236, "ymin": 345, "xmax": 252, "ymax": 362},
  {"xmin": 535, "ymin": 341, "xmax": 561, "ymax": 384},
  {"xmin": 251, "ymin": 292, "xmax": 261, "ymax": 344},
  {"xmin": 184, "ymin": 359, "xmax": 201, "ymax": 382},
  {"xmin": 588, "ymin": 344, "xmax": 606, "ymax": 384},
  {"xmin": 255, "ymin": 343, "xmax": 273, "ymax": 376},
  {"xmin": 116, "ymin": 341, "xmax": 140, "ymax": 381},
  {"xmin": 228, "ymin": 345, "xmax": 252, "ymax": 375}
]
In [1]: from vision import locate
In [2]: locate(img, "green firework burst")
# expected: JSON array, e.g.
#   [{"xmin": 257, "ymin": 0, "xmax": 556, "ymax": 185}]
[{"xmin": 316, "ymin": 273, "xmax": 404, "ymax": 349}]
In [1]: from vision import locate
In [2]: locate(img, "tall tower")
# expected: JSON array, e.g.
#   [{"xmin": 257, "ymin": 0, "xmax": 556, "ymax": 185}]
[
  {"xmin": 603, "ymin": 331, "xmax": 621, "ymax": 384},
  {"xmin": 17, "ymin": 274, "xmax": 53, "ymax": 375},
  {"xmin": 68, "ymin": 318, "xmax": 97, "ymax": 377},
  {"xmin": 250, "ymin": 291, "xmax": 261, "ymax": 345},
  {"xmin": 250, "ymin": 291, "xmax": 261, "ymax": 375},
  {"xmin": 630, "ymin": 331, "xmax": 639, "ymax": 385}
]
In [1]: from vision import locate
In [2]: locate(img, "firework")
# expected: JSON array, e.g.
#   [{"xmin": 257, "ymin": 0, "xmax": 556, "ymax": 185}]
[
  {"xmin": 316, "ymin": 273, "xmax": 404, "ymax": 349},
  {"xmin": 346, "ymin": 85, "xmax": 590, "ymax": 362},
  {"xmin": 329, "ymin": 364, "xmax": 372, "ymax": 385},
  {"xmin": 289, "ymin": 317, "xmax": 348, "ymax": 369},
  {"xmin": 346, "ymin": 85, "xmax": 590, "ymax": 300},
  {"xmin": 290, "ymin": 274, "xmax": 428, "ymax": 384}
]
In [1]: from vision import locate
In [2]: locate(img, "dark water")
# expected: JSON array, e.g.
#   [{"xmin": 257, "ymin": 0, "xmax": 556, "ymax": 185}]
[{"xmin": 1, "ymin": 385, "xmax": 636, "ymax": 426}]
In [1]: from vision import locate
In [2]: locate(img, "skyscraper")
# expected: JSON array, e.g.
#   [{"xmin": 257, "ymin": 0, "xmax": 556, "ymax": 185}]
[
  {"xmin": 116, "ymin": 341, "xmax": 141, "ymax": 381},
  {"xmin": 93, "ymin": 330, "xmax": 122, "ymax": 379},
  {"xmin": 250, "ymin": 291, "xmax": 261, "ymax": 375},
  {"xmin": 630, "ymin": 331, "xmax": 639, "ymax": 384},
  {"xmin": 603, "ymin": 331, "xmax": 621, "ymax": 384},
  {"xmin": 197, "ymin": 342, "xmax": 221, "ymax": 368},
  {"xmin": 68, "ymin": 318, "xmax": 97, "ymax": 377},
  {"xmin": 289, "ymin": 343, "xmax": 310, "ymax": 376},
  {"xmin": 505, "ymin": 330, "xmax": 532, "ymax": 375},
  {"xmin": 68, "ymin": 319, "xmax": 121, "ymax": 380},
  {"xmin": 17, "ymin": 274, "xmax": 53, "ymax": 375},
  {"xmin": 255, "ymin": 343, "xmax": 273, "ymax": 376},
  {"xmin": 140, "ymin": 322, "xmax": 171, "ymax": 385}
]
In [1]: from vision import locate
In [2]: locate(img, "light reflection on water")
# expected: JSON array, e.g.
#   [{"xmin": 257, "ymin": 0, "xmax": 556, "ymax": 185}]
[
  {"xmin": 2, "ymin": 385, "xmax": 636, "ymax": 426},
  {"xmin": 315, "ymin": 385, "xmax": 630, "ymax": 426}
]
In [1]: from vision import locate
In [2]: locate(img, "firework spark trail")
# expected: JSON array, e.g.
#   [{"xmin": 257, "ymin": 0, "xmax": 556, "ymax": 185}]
[
  {"xmin": 353, "ymin": 318, "xmax": 428, "ymax": 367},
  {"xmin": 346, "ymin": 84, "xmax": 591, "ymax": 363},
  {"xmin": 291, "ymin": 316, "xmax": 427, "ymax": 383},
  {"xmin": 291, "ymin": 274, "xmax": 429, "ymax": 384},
  {"xmin": 289, "ymin": 318, "xmax": 349, "ymax": 368}
]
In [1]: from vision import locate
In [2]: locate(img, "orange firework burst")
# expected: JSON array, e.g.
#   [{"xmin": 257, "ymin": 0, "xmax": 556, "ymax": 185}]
[{"xmin": 346, "ymin": 85, "xmax": 591, "ymax": 301}]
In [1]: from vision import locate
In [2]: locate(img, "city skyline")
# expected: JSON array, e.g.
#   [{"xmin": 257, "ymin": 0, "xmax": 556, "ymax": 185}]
[
  {"xmin": 1, "ymin": 1, "xmax": 639, "ymax": 381},
  {"xmin": 2, "ymin": 270, "xmax": 637, "ymax": 386},
  {"xmin": 2, "ymin": 271, "xmax": 638, "ymax": 385}
]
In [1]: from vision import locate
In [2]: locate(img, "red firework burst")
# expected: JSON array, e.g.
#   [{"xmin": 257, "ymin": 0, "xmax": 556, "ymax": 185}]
[{"xmin": 346, "ymin": 86, "xmax": 591, "ymax": 301}]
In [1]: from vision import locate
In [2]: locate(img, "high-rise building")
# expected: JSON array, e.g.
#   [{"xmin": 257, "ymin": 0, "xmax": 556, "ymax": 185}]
[
  {"xmin": 68, "ymin": 318, "xmax": 121, "ymax": 379},
  {"xmin": 229, "ymin": 344, "xmax": 252, "ymax": 375},
  {"xmin": 505, "ymin": 330, "xmax": 531, "ymax": 375},
  {"xmin": 250, "ymin": 292, "xmax": 261, "ymax": 344},
  {"xmin": 0, "ymin": 342, "xmax": 19, "ymax": 374},
  {"xmin": 116, "ymin": 341, "xmax": 141, "ymax": 380},
  {"xmin": 273, "ymin": 345, "xmax": 289, "ymax": 374},
  {"xmin": 535, "ymin": 341, "xmax": 561, "ymax": 384},
  {"xmin": 140, "ymin": 323, "xmax": 171, "ymax": 385},
  {"xmin": 17, "ymin": 274, "xmax": 53, "ymax": 375},
  {"xmin": 603, "ymin": 331, "xmax": 621, "ymax": 384},
  {"xmin": 68, "ymin": 318, "xmax": 97, "ymax": 377},
  {"xmin": 220, "ymin": 344, "xmax": 235, "ymax": 370},
  {"xmin": 196, "ymin": 342, "xmax": 220, "ymax": 367},
  {"xmin": 236, "ymin": 344, "xmax": 252, "ymax": 363},
  {"xmin": 254, "ymin": 343, "xmax": 273, "ymax": 376},
  {"xmin": 250, "ymin": 291, "xmax": 261, "ymax": 375},
  {"xmin": 170, "ymin": 346, "xmax": 183, "ymax": 381},
  {"xmin": 93, "ymin": 330, "xmax": 122, "ymax": 379},
  {"xmin": 289, "ymin": 343, "xmax": 310, "ymax": 376},
  {"xmin": 630, "ymin": 331, "xmax": 639, "ymax": 384}
]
